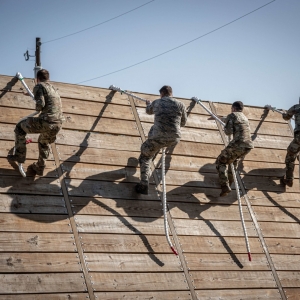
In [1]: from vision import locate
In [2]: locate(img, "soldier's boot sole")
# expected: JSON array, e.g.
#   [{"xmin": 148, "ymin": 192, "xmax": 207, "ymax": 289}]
[{"xmin": 220, "ymin": 185, "xmax": 232, "ymax": 197}]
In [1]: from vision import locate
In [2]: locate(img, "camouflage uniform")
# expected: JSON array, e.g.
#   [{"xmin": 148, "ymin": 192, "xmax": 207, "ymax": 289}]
[
  {"xmin": 282, "ymin": 104, "xmax": 300, "ymax": 181},
  {"xmin": 216, "ymin": 112, "xmax": 253, "ymax": 186},
  {"xmin": 139, "ymin": 96, "xmax": 187, "ymax": 186},
  {"xmin": 14, "ymin": 82, "xmax": 64, "ymax": 169}
]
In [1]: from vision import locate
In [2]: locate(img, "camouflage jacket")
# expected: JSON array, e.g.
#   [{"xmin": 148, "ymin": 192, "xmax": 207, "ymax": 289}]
[
  {"xmin": 224, "ymin": 112, "xmax": 253, "ymax": 149},
  {"xmin": 283, "ymin": 104, "xmax": 300, "ymax": 133},
  {"xmin": 146, "ymin": 96, "xmax": 187, "ymax": 140},
  {"xmin": 33, "ymin": 82, "xmax": 64, "ymax": 123}
]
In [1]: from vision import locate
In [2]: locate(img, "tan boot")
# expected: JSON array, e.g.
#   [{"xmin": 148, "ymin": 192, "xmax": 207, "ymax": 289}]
[{"xmin": 220, "ymin": 184, "xmax": 232, "ymax": 197}]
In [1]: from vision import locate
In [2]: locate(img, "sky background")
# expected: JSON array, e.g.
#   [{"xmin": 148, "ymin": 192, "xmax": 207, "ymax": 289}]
[{"xmin": 0, "ymin": 0, "xmax": 299, "ymax": 110}]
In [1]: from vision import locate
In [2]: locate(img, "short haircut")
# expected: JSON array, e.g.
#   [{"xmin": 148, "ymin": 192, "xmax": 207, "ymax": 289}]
[
  {"xmin": 232, "ymin": 101, "xmax": 244, "ymax": 111},
  {"xmin": 159, "ymin": 85, "xmax": 172, "ymax": 96},
  {"xmin": 37, "ymin": 69, "xmax": 49, "ymax": 81}
]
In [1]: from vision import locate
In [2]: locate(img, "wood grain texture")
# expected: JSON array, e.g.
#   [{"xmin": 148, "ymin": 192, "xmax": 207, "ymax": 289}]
[
  {"xmin": 91, "ymin": 272, "xmax": 188, "ymax": 291},
  {"xmin": 0, "ymin": 273, "xmax": 86, "ymax": 293},
  {"xmin": 0, "ymin": 253, "xmax": 80, "ymax": 272},
  {"xmin": 252, "ymin": 206, "xmax": 300, "ymax": 223},
  {"xmin": 271, "ymin": 254, "xmax": 300, "ymax": 271},
  {"xmin": 191, "ymin": 271, "xmax": 276, "ymax": 289},
  {"xmin": 278, "ymin": 271, "xmax": 300, "ymax": 287},
  {"xmin": 284, "ymin": 288, "xmax": 300, "ymax": 299},
  {"xmin": 95, "ymin": 291, "xmax": 192, "ymax": 300},
  {"xmin": 0, "ymin": 294, "xmax": 89, "ymax": 300},
  {"xmin": 85, "ymin": 253, "xmax": 181, "ymax": 272},
  {"xmin": 0, "ymin": 233, "xmax": 76, "ymax": 252},
  {"xmin": 259, "ymin": 222, "xmax": 300, "ymax": 238},
  {"xmin": 265, "ymin": 238, "xmax": 300, "ymax": 254}
]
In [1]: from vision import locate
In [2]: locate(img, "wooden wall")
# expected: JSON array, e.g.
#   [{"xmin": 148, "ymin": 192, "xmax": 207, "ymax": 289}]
[{"xmin": 0, "ymin": 74, "xmax": 299, "ymax": 299}]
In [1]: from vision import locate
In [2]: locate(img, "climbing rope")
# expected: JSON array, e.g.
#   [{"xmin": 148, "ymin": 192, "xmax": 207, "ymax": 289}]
[
  {"xmin": 109, "ymin": 84, "xmax": 178, "ymax": 255},
  {"xmin": 265, "ymin": 104, "xmax": 295, "ymax": 120},
  {"xmin": 192, "ymin": 97, "xmax": 252, "ymax": 261}
]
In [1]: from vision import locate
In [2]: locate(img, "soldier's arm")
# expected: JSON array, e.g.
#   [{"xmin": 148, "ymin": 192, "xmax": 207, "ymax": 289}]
[
  {"xmin": 282, "ymin": 105, "xmax": 295, "ymax": 121},
  {"xmin": 33, "ymin": 84, "xmax": 45, "ymax": 111},
  {"xmin": 223, "ymin": 114, "xmax": 234, "ymax": 136},
  {"xmin": 180, "ymin": 105, "xmax": 187, "ymax": 127},
  {"xmin": 146, "ymin": 100, "xmax": 155, "ymax": 115}
]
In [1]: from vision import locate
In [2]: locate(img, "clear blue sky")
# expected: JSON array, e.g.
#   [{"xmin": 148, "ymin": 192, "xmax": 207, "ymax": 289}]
[{"xmin": 1, "ymin": 0, "xmax": 299, "ymax": 110}]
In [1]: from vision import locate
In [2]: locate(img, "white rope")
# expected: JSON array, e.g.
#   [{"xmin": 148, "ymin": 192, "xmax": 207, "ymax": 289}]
[
  {"xmin": 109, "ymin": 85, "xmax": 147, "ymax": 102},
  {"xmin": 265, "ymin": 104, "xmax": 295, "ymax": 120},
  {"xmin": 192, "ymin": 97, "xmax": 252, "ymax": 261},
  {"xmin": 162, "ymin": 148, "xmax": 178, "ymax": 255}
]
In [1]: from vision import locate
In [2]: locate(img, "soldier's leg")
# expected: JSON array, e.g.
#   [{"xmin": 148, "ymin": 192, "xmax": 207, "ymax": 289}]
[
  {"xmin": 12, "ymin": 121, "xmax": 28, "ymax": 163},
  {"xmin": 282, "ymin": 136, "xmax": 300, "ymax": 187}
]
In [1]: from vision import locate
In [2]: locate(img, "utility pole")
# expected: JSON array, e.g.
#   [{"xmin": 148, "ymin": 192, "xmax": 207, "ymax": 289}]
[{"xmin": 34, "ymin": 37, "xmax": 42, "ymax": 78}]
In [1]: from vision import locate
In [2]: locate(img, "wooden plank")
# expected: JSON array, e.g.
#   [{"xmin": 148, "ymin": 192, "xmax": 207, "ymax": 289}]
[
  {"xmin": 278, "ymin": 271, "xmax": 300, "ymax": 287},
  {"xmin": 142, "ymin": 122, "xmax": 223, "ymax": 144},
  {"xmin": 0, "ymin": 194, "xmax": 67, "ymax": 214},
  {"xmin": 253, "ymin": 135, "xmax": 291, "ymax": 150},
  {"xmin": 0, "ymin": 253, "xmax": 81, "ymax": 272},
  {"xmin": 57, "ymin": 144, "xmax": 139, "ymax": 165},
  {"xmin": 178, "ymin": 236, "xmax": 263, "ymax": 254},
  {"xmin": 247, "ymin": 190, "xmax": 300, "ymax": 208},
  {"xmin": 71, "ymin": 197, "xmax": 164, "ymax": 218},
  {"xmin": 252, "ymin": 206, "xmax": 300, "ymax": 223},
  {"xmin": 191, "ymin": 271, "xmax": 276, "ymax": 289},
  {"xmin": 80, "ymin": 233, "xmax": 173, "ymax": 253},
  {"xmin": 91, "ymin": 272, "xmax": 188, "ymax": 291},
  {"xmin": 66, "ymin": 179, "xmax": 158, "ymax": 200},
  {"xmin": 0, "ymin": 175, "xmax": 62, "ymax": 195},
  {"xmin": 250, "ymin": 119, "xmax": 291, "ymax": 137},
  {"xmin": 63, "ymin": 112, "xmax": 139, "ymax": 136},
  {"xmin": 185, "ymin": 253, "xmax": 269, "ymax": 271},
  {"xmin": 241, "ymin": 175, "xmax": 297, "ymax": 193},
  {"xmin": 247, "ymin": 147, "xmax": 288, "ymax": 164},
  {"xmin": 195, "ymin": 289, "xmax": 281, "ymax": 299},
  {"xmin": 259, "ymin": 222, "xmax": 300, "ymax": 238},
  {"xmin": 213, "ymin": 102, "xmax": 286, "ymax": 123},
  {"xmin": 0, "ymin": 158, "xmax": 58, "ymax": 178},
  {"xmin": 169, "ymin": 202, "xmax": 251, "ymax": 221},
  {"xmin": 0, "ymin": 106, "xmax": 36, "ymax": 124},
  {"xmin": 166, "ymin": 185, "xmax": 239, "ymax": 205},
  {"xmin": 56, "ymin": 129, "xmax": 141, "ymax": 151},
  {"xmin": 271, "ymin": 254, "xmax": 300, "ymax": 270},
  {"xmin": 284, "ymin": 288, "xmax": 300, "ymax": 299},
  {"xmin": 0, "ymin": 294, "xmax": 89, "ymax": 300},
  {"xmin": 85, "ymin": 253, "xmax": 181, "ymax": 272},
  {"xmin": 137, "ymin": 106, "xmax": 219, "ymax": 129},
  {"xmin": 0, "ymin": 273, "xmax": 86, "ymax": 293},
  {"xmin": 0, "ymin": 213, "xmax": 70, "ymax": 232},
  {"xmin": 95, "ymin": 291, "xmax": 192, "ymax": 300},
  {"xmin": 174, "ymin": 219, "xmax": 257, "ymax": 237},
  {"xmin": 265, "ymin": 238, "xmax": 300, "ymax": 254},
  {"xmin": 0, "ymin": 91, "xmax": 36, "ymax": 110},
  {"xmin": 62, "ymin": 162, "xmax": 147, "ymax": 183},
  {"xmin": 75, "ymin": 215, "xmax": 165, "ymax": 234},
  {"xmin": 0, "ymin": 233, "xmax": 76, "ymax": 252}
]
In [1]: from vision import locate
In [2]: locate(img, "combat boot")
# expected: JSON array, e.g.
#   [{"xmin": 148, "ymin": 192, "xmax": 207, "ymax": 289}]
[
  {"xmin": 30, "ymin": 162, "xmax": 45, "ymax": 176},
  {"xmin": 280, "ymin": 178, "xmax": 293, "ymax": 187},
  {"xmin": 7, "ymin": 154, "xmax": 23, "ymax": 163},
  {"xmin": 220, "ymin": 184, "xmax": 231, "ymax": 197},
  {"xmin": 135, "ymin": 182, "xmax": 149, "ymax": 195}
]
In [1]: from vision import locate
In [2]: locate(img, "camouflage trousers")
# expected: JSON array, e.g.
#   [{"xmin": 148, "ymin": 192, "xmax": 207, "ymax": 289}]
[
  {"xmin": 139, "ymin": 138, "xmax": 180, "ymax": 185},
  {"xmin": 216, "ymin": 146, "xmax": 251, "ymax": 186},
  {"xmin": 14, "ymin": 117, "xmax": 61, "ymax": 166},
  {"xmin": 285, "ymin": 132, "xmax": 300, "ymax": 180}
]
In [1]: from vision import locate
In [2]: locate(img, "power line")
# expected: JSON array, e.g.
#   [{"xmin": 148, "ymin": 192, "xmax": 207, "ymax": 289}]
[
  {"xmin": 43, "ymin": 0, "xmax": 155, "ymax": 44},
  {"xmin": 77, "ymin": 0, "xmax": 276, "ymax": 84}
]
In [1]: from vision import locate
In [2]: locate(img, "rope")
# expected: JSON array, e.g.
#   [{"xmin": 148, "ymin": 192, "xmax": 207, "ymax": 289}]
[
  {"xmin": 110, "ymin": 84, "xmax": 178, "ymax": 255},
  {"xmin": 162, "ymin": 148, "xmax": 178, "ymax": 255},
  {"xmin": 265, "ymin": 104, "xmax": 295, "ymax": 121},
  {"xmin": 192, "ymin": 97, "xmax": 252, "ymax": 261}
]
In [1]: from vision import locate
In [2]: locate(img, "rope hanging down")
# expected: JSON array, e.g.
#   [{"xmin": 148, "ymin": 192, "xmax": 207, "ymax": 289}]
[
  {"xmin": 192, "ymin": 97, "xmax": 252, "ymax": 261},
  {"xmin": 14, "ymin": 72, "xmax": 39, "ymax": 177},
  {"xmin": 109, "ymin": 84, "xmax": 178, "ymax": 255}
]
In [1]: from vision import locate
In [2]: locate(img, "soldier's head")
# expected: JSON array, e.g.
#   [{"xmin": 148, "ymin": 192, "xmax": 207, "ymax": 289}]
[
  {"xmin": 159, "ymin": 85, "xmax": 173, "ymax": 97},
  {"xmin": 232, "ymin": 101, "xmax": 244, "ymax": 112},
  {"xmin": 36, "ymin": 69, "xmax": 49, "ymax": 83}
]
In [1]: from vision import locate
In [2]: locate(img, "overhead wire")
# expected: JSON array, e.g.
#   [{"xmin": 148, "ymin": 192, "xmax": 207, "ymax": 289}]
[
  {"xmin": 43, "ymin": 0, "xmax": 155, "ymax": 44},
  {"xmin": 77, "ymin": 0, "xmax": 276, "ymax": 84}
]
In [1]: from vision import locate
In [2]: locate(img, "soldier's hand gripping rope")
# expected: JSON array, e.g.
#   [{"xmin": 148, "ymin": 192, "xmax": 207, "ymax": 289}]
[
  {"xmin": 109, "ymin": 84, "xmax": 181, "ymax": 256},
  {"xmin": 192, "ymin": 97, "xmax": 252, "ymax": 261}
]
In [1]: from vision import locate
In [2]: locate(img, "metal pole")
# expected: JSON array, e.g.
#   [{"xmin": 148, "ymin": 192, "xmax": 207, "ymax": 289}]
[
  {"xmin": 192, "ymin": 97, "xmax": 252, "ymax": 261},
  {"xmin": 34, "ymin": 37, "xmax": 42, "ymax": 79},
  {"xmin": 109, "ymin": 85, "xmax": 147, "ymax": 103}
]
